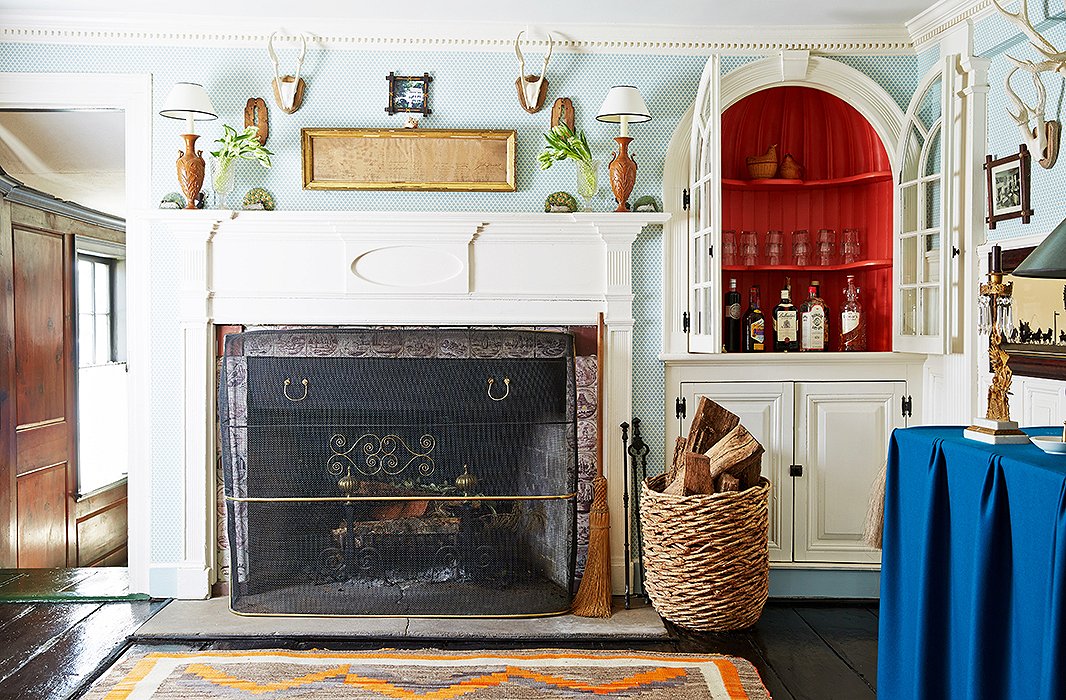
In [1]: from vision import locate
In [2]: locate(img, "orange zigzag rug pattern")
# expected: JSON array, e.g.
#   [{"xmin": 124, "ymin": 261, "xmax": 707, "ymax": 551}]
[{"xmin": 85, "ymin": 649, "xmax": 771, "ymax": 699}]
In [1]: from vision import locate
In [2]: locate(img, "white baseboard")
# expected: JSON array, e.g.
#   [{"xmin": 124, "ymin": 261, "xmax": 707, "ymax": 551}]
[{"xmin": 148, "ymin": 564, "xmax": 213, "ymax": 599}]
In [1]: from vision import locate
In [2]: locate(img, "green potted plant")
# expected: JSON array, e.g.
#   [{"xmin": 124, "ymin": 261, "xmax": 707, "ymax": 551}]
[
  {"xmin": 538, "ymin": 124, "xmax": 598, "ymax": 210},
  {"xmin": 209, "ymin": 124, "xmax": 273, "ymax": 208}
]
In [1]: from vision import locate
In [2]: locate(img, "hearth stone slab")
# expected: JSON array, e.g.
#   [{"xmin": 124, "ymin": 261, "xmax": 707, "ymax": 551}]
[{"xmin": 134, "ymin": 597, "xmax": 668, "ymax": 640}]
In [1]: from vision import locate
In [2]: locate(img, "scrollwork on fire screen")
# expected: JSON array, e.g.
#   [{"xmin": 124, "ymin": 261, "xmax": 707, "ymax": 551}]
[{"xmin": 326, "ymin": 433, "xmax": 436, "ymax": 479}]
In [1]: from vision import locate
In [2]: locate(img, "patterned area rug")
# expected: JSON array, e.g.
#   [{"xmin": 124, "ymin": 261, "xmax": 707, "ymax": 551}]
[{"xmin": 85, "ymin": 649, "xmax": 770, "ymax": 699}]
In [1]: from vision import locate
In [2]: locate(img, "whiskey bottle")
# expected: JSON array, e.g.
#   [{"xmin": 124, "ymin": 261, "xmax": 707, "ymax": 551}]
[
  {"xmin": 800, "ymin": 282, "xmax": 829, "ymax": 352},
  {"xmin": 743, "ymin": 285, "xmax": 765, "ymax": 352},
  {"xmin": 724, "ymin": 278, "xmax": 742, "ymax": 352},
  {"xmin": 840, "ymin": 275, "xmax": 867, "ymax": 351},
  {"xmin": 773, "ymin": 288, "xmax": 799, "ymax": 352}
]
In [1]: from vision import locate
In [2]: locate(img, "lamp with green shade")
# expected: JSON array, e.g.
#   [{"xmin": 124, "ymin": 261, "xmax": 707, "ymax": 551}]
[
  {"xmin": 1012, "ymin": 216, "xmax": 1066, "ymax": 278},
  {"xmin": 1013, "ymin": 215, "xmax": 1066, "ymax": 444}
]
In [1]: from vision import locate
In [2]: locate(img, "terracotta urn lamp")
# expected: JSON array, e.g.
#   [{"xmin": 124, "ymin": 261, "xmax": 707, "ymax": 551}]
[
  {"xmin": 159, "ymin": 82, "xmax": 218, "ymax": 209},
  {"xmin": 596, "ymin": 85, "xmax": 652, "ymax": 212}
]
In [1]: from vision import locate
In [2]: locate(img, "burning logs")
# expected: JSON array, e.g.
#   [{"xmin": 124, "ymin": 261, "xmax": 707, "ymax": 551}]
[{"xmin": 665, "ymin": 398, "xmax": 764, "ymax": 496}]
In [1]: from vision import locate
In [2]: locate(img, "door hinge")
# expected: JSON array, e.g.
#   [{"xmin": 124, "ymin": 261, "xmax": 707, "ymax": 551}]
[
  {"xmin": 682, "ymin": 189, "xmax": 690, "ymax": 211},
  {"xmin": 902, "ymin": 395, "xmax": 913, "ymax": 419},
  {"xmin": 708, "ymin": 244, "xmax": 714, "ymax": 258},
  {"xmin": 789, "ymin": 464, "xmax": 803, "ymax": 477},
  {"xmin": 682, "ymin": 311, "xmax": 690, "ymax": 333},
  {"xmin": 952, "ymin": 246, "xmax": 960, "ymax": 258},
  {"xmin": 675, "ymin": 396, "xmax": 687, "ymax": 420}
]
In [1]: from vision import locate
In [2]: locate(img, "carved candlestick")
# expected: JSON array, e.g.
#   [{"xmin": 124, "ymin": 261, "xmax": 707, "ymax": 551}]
[
  {"xmin": 608, "ymin": 136, "xmax": 636, "ymax": 212},
  {"xmin": 965, "ymin": 265, "xmax": 1029, "ymax": 444},
  {"xmin": 176, "ymin": 133, "xmax": 205, "ymax": 210}
]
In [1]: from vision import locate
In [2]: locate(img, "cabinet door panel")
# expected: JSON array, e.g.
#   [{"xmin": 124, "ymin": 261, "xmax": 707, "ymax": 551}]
[
  {"xmin": 794, "ymin": 381, "xmax": 905, "ymax": 564},
  {"xmin": 682, "ymin": 382, "xmax": 793, "ymax": 562}
]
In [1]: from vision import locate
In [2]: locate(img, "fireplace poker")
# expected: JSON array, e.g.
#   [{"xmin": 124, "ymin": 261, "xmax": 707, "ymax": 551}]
[
  {"xmin": 628, "ymin": 416, "xmax": 650, "ymax": 600},
  {"xmin": 620, "ymin": 421, "xmax": 632, "ymax": 609}
]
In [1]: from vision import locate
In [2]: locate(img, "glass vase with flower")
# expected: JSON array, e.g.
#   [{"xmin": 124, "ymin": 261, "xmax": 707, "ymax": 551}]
[
  {"xmin": 539, "ymin": 124, "xmax": 598, "ymax": 211},
  {"xmin": 209, "ymin": 124, "xmax": 273, "ymax": 209}
]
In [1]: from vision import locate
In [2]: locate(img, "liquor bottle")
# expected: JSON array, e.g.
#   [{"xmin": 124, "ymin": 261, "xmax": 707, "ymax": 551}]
[
  {"xmin": 840, "ymin": 275, "xmax": 867, "ymax": 351},
  {"xmin": 724, "ymin": 278, "xmax": 743, "ymax": 352},
  {"xmin": 773, "ymin": 288, "xmax": 799, "ymax": 352},
  {"xmin": 743, "ymin": 285, "xmax": 765, "ymax": 352},
  {"xmin": 800, "ymin": 282, "xmax": 829, "ymax": 352}
]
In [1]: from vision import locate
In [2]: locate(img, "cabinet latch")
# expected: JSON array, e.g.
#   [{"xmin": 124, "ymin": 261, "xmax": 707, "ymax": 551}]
[
  {"xmin": 790, "ymin": 464, "xmax": 803, "ymax": 477},
  {"xmin": 682, "ymin": 311, "xmax": 690, "ymax": 333},
  {"xmin": 902, "ymin": 395, "xmax": 913, "ymax": 419},
  {"xmin": 682, "ymin": 189, "xmax": 690, "ymax": 211},
  {"xmin": 675, "ymin": 396, "xmax": 687, "ymax": 420}
]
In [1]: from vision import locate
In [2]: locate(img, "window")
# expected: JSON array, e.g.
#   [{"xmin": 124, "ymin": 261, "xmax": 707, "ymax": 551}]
[{"xmin": 77, "ymin": 254, "xmax": 115, "ymax": 367}]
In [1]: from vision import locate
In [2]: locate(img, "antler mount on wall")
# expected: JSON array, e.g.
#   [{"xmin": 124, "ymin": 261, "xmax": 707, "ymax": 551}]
[
  {"xmin": 992, "ymin": 0, "xmax": 1066, "ymax": 169},
  {"xmin": 515, "ymin": 31, "xmax": 554, "ymax": 114}
]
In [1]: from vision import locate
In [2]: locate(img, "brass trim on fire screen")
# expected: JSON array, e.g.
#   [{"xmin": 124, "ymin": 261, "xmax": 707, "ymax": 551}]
[
  {"xmin": 228, "ymin": 605, "xmax": 573, "ymax": 619},
  {"xmin": 225, "ymin": 493, "xmax": 577, "ymax": 503}
]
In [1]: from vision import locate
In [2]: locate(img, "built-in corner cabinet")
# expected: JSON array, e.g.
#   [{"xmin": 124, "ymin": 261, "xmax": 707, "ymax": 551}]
[{"xmin": 663, "ymin": 55, "xmax": 961, "ymax": 578}]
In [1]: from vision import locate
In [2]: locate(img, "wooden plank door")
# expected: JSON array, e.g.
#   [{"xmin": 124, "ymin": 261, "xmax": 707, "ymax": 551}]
[{"xmin": 3, "ymin": 221, "xmax": 77, "ymax": 567}]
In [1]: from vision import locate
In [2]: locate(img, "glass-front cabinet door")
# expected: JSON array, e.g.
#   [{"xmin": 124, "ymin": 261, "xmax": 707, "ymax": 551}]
[{"xmin": 895, "ymin": 62, "xmax": 951, "ymax": 354}]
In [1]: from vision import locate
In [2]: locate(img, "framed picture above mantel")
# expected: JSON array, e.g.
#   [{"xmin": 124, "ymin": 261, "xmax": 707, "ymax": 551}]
[{"xmin": 301, "ymin": 128, "xmax": 516, "ymax": 192}]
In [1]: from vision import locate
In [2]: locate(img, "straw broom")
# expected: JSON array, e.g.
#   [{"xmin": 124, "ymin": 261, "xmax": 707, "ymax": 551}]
[{"xmin": 572, "ymin": 314, "xmax": 612, "ymax": 618}]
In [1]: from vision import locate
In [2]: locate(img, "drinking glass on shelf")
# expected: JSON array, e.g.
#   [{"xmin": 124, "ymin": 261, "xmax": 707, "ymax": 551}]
[
  {"xmin": 843, "ymin": 228, "xmax": 861, "ymax": 264},
  {"xmin": 792, "ymin": 229, "xmax": 811, "ymax": 267},
  {"xmin": 740, "ymin": 230, "xmax": 759, "ymax": 267},
  {"xmin": 766, "ymin": 230, "xmax": 784, "ymax": 265},
  {"xmin": 722, "ymin": 229, "xmax": 738, "ymax": 266},
  {"xmin": 817, "ymin": 228, "xmax": 837, "ymax": 266}
]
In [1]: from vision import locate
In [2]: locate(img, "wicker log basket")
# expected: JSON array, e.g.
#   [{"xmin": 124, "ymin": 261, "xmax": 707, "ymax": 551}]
[{"xmin": 640, "ymin": 473, "xmax": 771, "ymax": 632}]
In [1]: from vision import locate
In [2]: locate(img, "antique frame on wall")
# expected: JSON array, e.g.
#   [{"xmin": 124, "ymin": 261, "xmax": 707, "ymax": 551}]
[
  {"xmin": 386, "ymin": 72, "xmax": 432, "ymax": 116},
  {"xmin": 301, "ymin": 128, "xmax": 517, "ymax": 192},
  {"xmin": 985, "ymin": 144, "xmax": 1032, "ymax": 229},
  {"xmin": 1001, "ymin": 245, "xmax": 1066, "ymax": 380}
]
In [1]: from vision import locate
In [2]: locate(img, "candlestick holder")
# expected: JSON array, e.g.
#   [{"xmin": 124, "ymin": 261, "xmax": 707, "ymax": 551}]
[{"xmin": 965, "ymin": 249, "xmax": 1028, "ymax": 444}]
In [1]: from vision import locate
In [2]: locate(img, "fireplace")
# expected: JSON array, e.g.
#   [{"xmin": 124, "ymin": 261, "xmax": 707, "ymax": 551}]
[{"xmin": 219, "ymin": 327, "xmax": 579, "ymax": 616}]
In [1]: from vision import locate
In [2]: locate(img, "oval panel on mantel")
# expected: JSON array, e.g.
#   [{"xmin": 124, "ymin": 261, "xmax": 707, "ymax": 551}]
[{"xmin": 351, "ymin": 245, "xmax": 465, "ymax": 288}]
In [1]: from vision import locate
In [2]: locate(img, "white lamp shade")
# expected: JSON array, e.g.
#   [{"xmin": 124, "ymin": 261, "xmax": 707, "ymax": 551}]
[
  {"xmin": 596, "ymin": 85, "xmax": 651, "ymax": 123},
  {"xmin": 159, "ymin": 82, "xmax": 217, "ymax": 121}
]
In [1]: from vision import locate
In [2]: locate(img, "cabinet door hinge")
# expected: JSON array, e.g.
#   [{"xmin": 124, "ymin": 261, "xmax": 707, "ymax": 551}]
[
  {"xmin": 675, "ymin": 396, "xmax": 687, "ymax": 420},
  {"xmin": 682, "ymin": 189, "xmax": 690, "ymax": 211},
  {"xmin": 789, "ymin": 464, "xmax": 803, "ymax": 477},
  {"xmin": 682, "ymin": 311, "xmax": 690, "ymax": 333},
  {"xmin": 902, "ymin": 395, "xmax": 913, "ymax": 419}
]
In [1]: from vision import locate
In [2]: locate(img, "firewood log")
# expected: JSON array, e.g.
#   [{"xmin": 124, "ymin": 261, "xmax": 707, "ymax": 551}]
[
  {"xmin": 667, "ymin": 437, "xmax": 687, "ymax": 485},
  {"xmin": 664, "ymin": 452, "xmax": 716, "ymax": 496},
  {"xmin": 717, "ymin": 473, "xmax": 740, "ymax": 492},
  {"xmin": 704, "ymin": 424, "xmax": 764, "ymax": 480},
  {"xmin": 684, "ymin": 398, "xmax": 740, "ymax": 454}
]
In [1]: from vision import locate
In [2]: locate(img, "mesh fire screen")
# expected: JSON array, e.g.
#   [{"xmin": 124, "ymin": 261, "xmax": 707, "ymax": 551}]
[{"xmin": 218, "ymin": 328, "xmax": 578, "ymax": 617}]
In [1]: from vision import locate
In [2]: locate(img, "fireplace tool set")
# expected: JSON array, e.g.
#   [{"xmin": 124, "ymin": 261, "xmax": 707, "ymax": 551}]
[{"xmin": 620, "ymin": 417, "xmax": 650, "ymax": 609}]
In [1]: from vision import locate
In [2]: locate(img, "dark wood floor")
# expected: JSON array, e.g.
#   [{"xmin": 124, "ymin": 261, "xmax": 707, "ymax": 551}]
[
  {"xmin": 0, "ymin": 599, "xmax": 877, "ymax": 699},
  {"xmin": 0, "ymin": 568, "xmax": 142, "ymax": 602}
]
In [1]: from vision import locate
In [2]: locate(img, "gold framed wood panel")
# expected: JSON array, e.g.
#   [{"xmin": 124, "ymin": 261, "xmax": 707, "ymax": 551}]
[{"xmin": 301, "ymin": 128, "xmax": 516, "ymax": 192}]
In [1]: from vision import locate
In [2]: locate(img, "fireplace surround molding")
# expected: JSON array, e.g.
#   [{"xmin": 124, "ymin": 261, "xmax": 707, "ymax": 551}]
[{"xmin": 140, "ymin": 209, "xmax": 667, "ymax": 599}]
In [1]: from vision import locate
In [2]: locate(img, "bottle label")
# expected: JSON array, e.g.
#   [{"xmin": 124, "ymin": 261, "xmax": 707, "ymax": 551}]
[
  {"xmin": 802, "ymin": 309, "xmax": 825, "ymax": 350},
  {"xmin": 750, "ymin": 318, "xmax": 764, "ymax": 346},
  {"xmin": 727, "ymin": 303, "xmax": 741, "ymax": 320},
  {"xmin": 776, "ymin": 310, "xmax": 798, "ymax": 342},
  {"xmin": 843, "ymin": 310, "xmax": 861, "ymax": 334}
]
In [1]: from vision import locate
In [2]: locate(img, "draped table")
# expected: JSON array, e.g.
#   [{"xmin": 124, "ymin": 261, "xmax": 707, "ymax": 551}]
[{"xmin": 879, "ymin": 426, "xmax": 1066, "ymax": 700}]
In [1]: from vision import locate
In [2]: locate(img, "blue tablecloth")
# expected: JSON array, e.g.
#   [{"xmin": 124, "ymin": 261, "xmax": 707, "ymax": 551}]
[{"xmin": 879, "ymin": 426, "xmax": 1066, "ymax": 700}]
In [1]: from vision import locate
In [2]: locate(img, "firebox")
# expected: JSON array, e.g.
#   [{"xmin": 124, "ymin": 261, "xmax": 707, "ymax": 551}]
[{"xmin": 218, "ymin": 328, "xmax": 578, "ymax": 617}]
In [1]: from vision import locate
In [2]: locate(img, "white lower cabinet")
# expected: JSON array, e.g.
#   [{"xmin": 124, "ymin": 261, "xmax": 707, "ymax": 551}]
[{"xmin": 681, "ymin": 380, "xmax": 906, "ymax": 566}]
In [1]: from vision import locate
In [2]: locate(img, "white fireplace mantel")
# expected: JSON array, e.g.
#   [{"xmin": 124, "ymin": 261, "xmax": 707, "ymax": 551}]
[{"xmin": 140, "ymin": 209, "xmax": 667, "ymax": 598}]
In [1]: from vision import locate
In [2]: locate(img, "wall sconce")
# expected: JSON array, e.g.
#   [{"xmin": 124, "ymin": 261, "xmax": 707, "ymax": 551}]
[
  {"xmin": 596, "ymin": 85, "xmax": 651, "ymax": 212},
  {"xmin": 159, "ymin": 82, "xmax": 217, "ymax": 210}
]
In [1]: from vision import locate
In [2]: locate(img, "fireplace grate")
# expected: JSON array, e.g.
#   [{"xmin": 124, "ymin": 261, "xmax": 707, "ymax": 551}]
[{"xmin": 218, "ymin": 328, "xmax": 578, "ymax": 617}]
